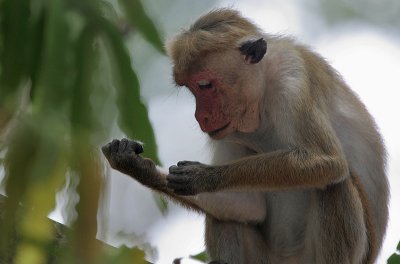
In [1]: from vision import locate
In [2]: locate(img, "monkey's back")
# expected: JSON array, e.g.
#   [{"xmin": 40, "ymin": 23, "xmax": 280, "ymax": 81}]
[{"xmin": 300, "ymin": 43, "xmax": 389, "ymax": 251}]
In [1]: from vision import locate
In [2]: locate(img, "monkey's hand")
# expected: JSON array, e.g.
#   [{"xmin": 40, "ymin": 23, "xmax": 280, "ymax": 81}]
[
  {"xmin": 101, "ymin": 139, "xmax": 166, "ymax": 190},
  {"xmin": 167, "ymin": 161, "xmax": 222, "ymax": 196}
]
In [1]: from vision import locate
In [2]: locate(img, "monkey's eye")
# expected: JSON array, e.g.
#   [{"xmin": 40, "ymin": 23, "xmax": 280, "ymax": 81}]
[{"xmin": 197, "ymin": 80, "xmax": 213, "ymax": 89}]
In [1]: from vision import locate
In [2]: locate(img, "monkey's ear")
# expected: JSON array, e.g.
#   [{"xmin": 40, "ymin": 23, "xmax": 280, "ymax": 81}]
[{"xmin": 239, "ymin": 38, "xmax": 267, "ymax": 64}]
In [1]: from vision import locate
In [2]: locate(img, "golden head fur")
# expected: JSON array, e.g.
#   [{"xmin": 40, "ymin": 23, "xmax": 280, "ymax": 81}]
[{"xmin": 166, "ymin": 8, "xmax": 262, "ymax": 84}]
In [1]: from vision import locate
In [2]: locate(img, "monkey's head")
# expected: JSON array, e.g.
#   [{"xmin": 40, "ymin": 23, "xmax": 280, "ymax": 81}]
[{"xmin": 167, "ymin": 9, "xmax": 267, "ymax": 139}]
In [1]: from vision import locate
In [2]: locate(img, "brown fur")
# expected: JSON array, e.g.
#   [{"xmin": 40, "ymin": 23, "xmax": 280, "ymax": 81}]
[
  {"xmin": 165, "ymin": 8, "xmax": 388, "ymax": 263},
  {"xmin": 351, "ymin": 170, "xmax": 378, "ymax": 264}
]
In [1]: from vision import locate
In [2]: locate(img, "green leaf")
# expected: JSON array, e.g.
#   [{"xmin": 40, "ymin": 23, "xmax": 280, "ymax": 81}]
[
  {"xmin": 190, "ymin": 251, "xmax": 209, "ymax": 262},
  {"xmin": 26, "ymin": 8, "xmax": 46, "ymax": 102},
  {"xmin": 70, "ymin": 25, "xmax": 96, "ymax": 135},
  {"xmin": 0, "ymin": 0, "xmax": 30, "ymax": 130},
  {"xmin": 0, "ymin": 0, "xmax": 30, "ymax": 94},
  {"xmin": 32, "ymin": 0, "xmax": 72, "ymax": 113},
  {"xmin": 100, "ymin": 19, "xmax": 160, "ymax": 164},
  {"xmin": 72, "ymin": 144, "xmax": 103, "ymax": 263},
  {"xmin": 98, "ymin": 0, "xmax": 119, "ymax": 26},
  {"xmin": 3, "ymin": 119, "xmax": 40, "ymax": 202},
  {"xmin": 388, "ymin": 241, "xmax": 400, "ymax": 264},
  {"xmin": 388, "ymin": 253, "xmax": 400, "ymax": 264},
  {"xmin": 118, "ymin": 0, "xmax": 164, "ymax": 54},
  {"xmin": 102, "ymin": 246, "xmax": 149, "ymax": 264},
  {"xmin": 0, "ymin": 118, "xmax": 41, "ymax": 256}
]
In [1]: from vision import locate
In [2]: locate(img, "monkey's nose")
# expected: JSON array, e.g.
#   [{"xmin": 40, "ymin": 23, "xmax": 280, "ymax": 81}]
[{"xmin": 195, "ymin": 110, "xmax": 210, "ymax": 132}]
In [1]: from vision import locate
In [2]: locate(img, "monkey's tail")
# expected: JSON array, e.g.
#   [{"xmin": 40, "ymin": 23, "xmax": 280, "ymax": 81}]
[{"xmin": 350, "ymin": 170, "xmax": 378, "ymax": 264}]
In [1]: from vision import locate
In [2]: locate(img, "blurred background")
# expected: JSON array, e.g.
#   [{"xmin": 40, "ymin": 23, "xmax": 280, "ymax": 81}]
[{"xmin": 0, "ymin": 0, "xmax": 399, "ymax": 263}]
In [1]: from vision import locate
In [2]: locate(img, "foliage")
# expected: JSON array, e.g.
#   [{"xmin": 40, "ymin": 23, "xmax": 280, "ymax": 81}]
[
  {"xmin": 172, "ymin": 251, "xmax": 209, "ymax": 264},
  {"xmin": 388, "ymin": 241, "xmax": 400, "ymax": 264},
  {"xmin": 0, "ymin": 0, "xmax": 162, "ymax": 263},
  {"xmin": 189, "ymin": 251, "xmax": 209, "ymax": 262}
]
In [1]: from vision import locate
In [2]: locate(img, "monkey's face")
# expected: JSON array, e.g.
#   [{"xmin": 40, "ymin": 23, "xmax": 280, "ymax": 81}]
[
  {"xmin": 183, "ymin": 50, "xmax": 264, "ymax": 140},
  {"xmin": 169, "ymin": 36, "xmax": 267, "ymax": 140}
]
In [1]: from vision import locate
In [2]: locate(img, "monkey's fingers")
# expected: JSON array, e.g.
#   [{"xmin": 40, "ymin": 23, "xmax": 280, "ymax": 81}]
[
  {"xmin": 118, "ymin": 138, "xmax": 129, "ymax": 153},
  {"xmin": 177, "ymin": 160, "xmax": 202, "ymax": 167},
  {"xmin": 116, "ymin": 138, "xmax": 144, "ymax": 155},
  {"xmin": 126, "ymin": 139, "xmax": 144, "ymax": 154},
  {"xmin": 169, "ymin": 165, "xmax": 186, "ymax": 174},
  {"xmin": 101, "ymin": 139, "xmax": 143, "ymax": 157},
  {"xmin": 101, "ymin": 139, "xmax": 119, "ymax": 159}
]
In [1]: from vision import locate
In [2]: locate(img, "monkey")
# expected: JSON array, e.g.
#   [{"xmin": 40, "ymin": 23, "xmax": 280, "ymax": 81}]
[{"xmin": 101, "ymin": 8, "xmax": 388, "ymax": 264}]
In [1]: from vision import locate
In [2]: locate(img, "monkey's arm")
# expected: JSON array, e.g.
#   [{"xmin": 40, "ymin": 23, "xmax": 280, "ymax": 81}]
[
  {"xmin": 167, "ymin": 111, "xmax": 349, "ymax": 195},
  {"xmin": 101, "ymin": 139, "xmax": 266, "ymax": 222}
]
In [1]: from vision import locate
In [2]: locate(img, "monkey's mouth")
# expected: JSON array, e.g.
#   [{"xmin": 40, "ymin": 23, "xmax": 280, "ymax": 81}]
[{"xmin": 208, "ymin": 122, "xmax": 231, "ymax": 137}]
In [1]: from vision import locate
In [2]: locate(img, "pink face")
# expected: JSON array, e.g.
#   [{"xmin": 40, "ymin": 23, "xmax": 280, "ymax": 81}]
[
  {"xmin": 186, "ymin": 70, "xmax": 230, "ymax": 138},
  {"xmin": 184, "ymin": 68, "xmax": 260, "ymax": 139}
]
